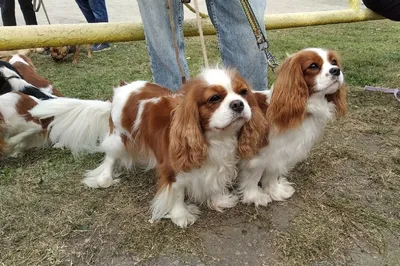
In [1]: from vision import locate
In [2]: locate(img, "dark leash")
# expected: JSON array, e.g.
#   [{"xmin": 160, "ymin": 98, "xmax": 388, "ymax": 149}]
[
  {"xmin": 181, "ymin": 0, "xmax": 278, "ymax": 72},
  {"xmin": 239, "ymin": 0, "xmax": 279, "ymax": 72},
  {"xmin": 4, "ymin": 75, "xmax": 21, "ymax": 81}
]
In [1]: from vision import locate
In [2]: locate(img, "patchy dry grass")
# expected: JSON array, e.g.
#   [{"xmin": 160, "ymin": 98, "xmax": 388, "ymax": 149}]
[{"xmin": 1, "ymin": 20, "xmax": 400, "ymax": 266}]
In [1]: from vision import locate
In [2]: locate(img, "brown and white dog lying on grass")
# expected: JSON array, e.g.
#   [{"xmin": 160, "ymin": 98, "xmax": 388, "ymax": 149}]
[
  {"xmin": 0, "ymin": 55, "xmax": 59, "ymax": 157},
  {"xmin": 4, "ymin": 54, "xmax": 63, "ymax": 97},
  {"xmin": 0, "ymin": 92, "xmax": 52, "ymax": 157}
]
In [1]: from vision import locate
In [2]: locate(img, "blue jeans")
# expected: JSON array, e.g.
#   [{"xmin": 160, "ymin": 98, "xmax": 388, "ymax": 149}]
[
  {"xmin": 75, "ymin": 0, "xmax": 108, "ymax": 23},
  {"xmin": 137, "ymin": 0, "xmax": 267, "ymax": 91}
]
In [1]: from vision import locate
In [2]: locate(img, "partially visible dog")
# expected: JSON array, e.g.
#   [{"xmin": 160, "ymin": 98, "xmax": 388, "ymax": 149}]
[
  {"xmin": 0, "ymin": 60, "xmax": 54, "ymax": 100},
  {"xmin": 238, "ymin": 48, "xmax": 347, "ymax": 207},
  {"xmin": 50, "ymin": 45, "xmax": 92, "ymax": 64},
  {"xmin": 30, "ymin": 68, "xmax": 267, "ymax": 227},
  {"xmin": 0, "ymin": 92, "xmax": 52, "ymax": 158},
  {"xmin": 4, "ymin": 54, "xmax": 63, "ymax": 97}
]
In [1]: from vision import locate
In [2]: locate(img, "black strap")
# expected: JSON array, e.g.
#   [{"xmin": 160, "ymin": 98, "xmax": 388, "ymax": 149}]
[{"xmin": 240, "ymin": 0, "xmax": 279, "ymax": 71}]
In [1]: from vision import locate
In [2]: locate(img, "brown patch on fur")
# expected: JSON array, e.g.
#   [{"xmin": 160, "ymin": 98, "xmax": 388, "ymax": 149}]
[
  {"xmin": 326, "ymin": 51, "xmax": 348, "ymax": 117},
  {"xmin": 120, "ymin": 83, "xmax": 176, "ymax": 189},
  {"xmin": 327, "ymin": 84, "xmax": 348, "ymax": 118},
  {"xmin": 14, "ymin": 92, "xmax": 53, "ymax": 129},
  {"xmin": 268, "ymin": 51, "xmax": 323, "ymax": 133},
  {"xmin": 253, "ymin": 92, "xmax": 269, "ymax": 114},
  {"xmin": 0, "ymin": 112, "xmax": 9, "ymax": 157}
]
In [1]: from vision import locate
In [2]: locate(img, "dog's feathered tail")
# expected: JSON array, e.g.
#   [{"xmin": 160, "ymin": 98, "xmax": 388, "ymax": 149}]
[{"xmin": 30, "ymin": 98, "xmax": 111, "ymax": 155}]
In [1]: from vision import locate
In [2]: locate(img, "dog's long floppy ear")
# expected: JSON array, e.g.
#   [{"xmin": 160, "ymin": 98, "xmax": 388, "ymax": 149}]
[
  {"xmin": 169, "ymin": 80, "xmax": 207, "ymax": 173},
  {"xmin": 326, "ymin": 51, "xmax": 347, "ymax": 118},
  {"xmin": 238, "ymin": 91, "xmax": 269, "ymax": 160},
  {"xmin": 267, "ymin": 55, "xmax": 309, "ymax": 132},
  {"xmin": 327, "ymin": 84, "xmax": 347, "ymax": 118}
]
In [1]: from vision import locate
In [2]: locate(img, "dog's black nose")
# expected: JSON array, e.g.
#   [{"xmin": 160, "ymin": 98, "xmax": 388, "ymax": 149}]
[
  {"xmin": 229, "ymin": 100, "xmax": 244, "ymax": 113},
  {"xmin": 329, "ymin": 67, "xmax": 341, "ymax": 76}
]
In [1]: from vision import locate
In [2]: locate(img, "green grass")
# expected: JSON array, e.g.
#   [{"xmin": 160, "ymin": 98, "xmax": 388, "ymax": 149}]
[{"xmin": 1, "ymin": 20, "xmax": 400, "ymax": 266}]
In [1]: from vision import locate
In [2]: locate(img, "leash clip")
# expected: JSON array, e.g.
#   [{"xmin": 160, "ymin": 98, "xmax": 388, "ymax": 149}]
[{"xmin": 259, "ymin": 41, "xmax": 279, "ymax": 72}]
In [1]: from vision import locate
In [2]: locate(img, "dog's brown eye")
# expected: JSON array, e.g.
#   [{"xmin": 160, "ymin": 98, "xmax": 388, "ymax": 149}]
[
  {"xmin": 239, "ymin": 88, "xmax": 248, "ymax": 96},
  {"xmin": 332, "ymin": 59, "xmax": 338, "ymax": 66},
  {"xmin": 309, "ymin": 63, "xmax": 319, "ymax": 69},
  {"xmin": 209, "ymin": 95, "xmax": 221, "ymax": 103}
]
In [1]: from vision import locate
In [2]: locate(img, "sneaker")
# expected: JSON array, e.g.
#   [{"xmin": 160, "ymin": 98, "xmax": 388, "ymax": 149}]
[{"xmin": 91, "ymin": 43, "xmax": 111, "ymax": 52}]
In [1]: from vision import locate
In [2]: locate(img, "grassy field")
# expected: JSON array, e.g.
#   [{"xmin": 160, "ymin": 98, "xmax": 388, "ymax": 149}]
[{"xmin": 1, "ymin": 20, "xmax": 400, "ymax": 266}]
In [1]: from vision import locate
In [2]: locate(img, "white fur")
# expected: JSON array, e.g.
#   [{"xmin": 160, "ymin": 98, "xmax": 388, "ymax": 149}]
[
  {"xmin": 239, "ymin": 49, "xmax": 344, "ymax": 207},
  {"xmin": 133, "ymin": 98, "xmax": 161, "ymax": 132},
  {"xmin": 30, "ymin": 97, "xmax": 112, "ymax": 155},
  {"xmin": 38, "ymin": 85, "xmax": 55, "ymax": 97},
  {"xmin": 9, "ymin": 55, "xmax": 29, "ymax": 66},
  {"xmin": 112, "ymin": 81, "xmax": 147, "ymax": 135},
  {"xmin": 151, "ymin": 132, "xmax": 240, "ymax": 227},
  {"xmin": 0, "ymin": 92, "xmax": 47, "ymax": 156}
]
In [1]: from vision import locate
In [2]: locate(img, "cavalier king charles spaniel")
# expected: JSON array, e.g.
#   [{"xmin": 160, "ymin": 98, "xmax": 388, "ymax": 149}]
[
  {"xmin": 0, "ymin": 92, "xmax": 53, "ymax": 157},
  {"xmin": 30, "ymin": 68, "xmax": 267, "ymax": 227},
  {"xmin": 238, "ymin": 48, "xmax": 347, "ymax": 207}
]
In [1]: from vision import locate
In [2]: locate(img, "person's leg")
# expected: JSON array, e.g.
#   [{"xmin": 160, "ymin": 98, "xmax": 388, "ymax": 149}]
[
  {"xmin": 137, "ymin": 0, "xmax": 189, "ymax": 91},
  {"xmin": 18, "ymin": 0, "xmax": 37, "ymax": 25},
  {"xmin": 363, "ymin": 0, "xmax": 400, "ymax": 21},
  {"xmin": 88, "ymin": 0, "xmax": 108, "ymax": 23},
  {"xmin": 206, "ymin": 0, "xmax": 268, "ymax": 91},
  {"xmin": 75, "ymin": 0, "xmax": 96, "ymax": 23},
  {"xmin": 1, "ymin": 0, "xmax": 17, "ymax": 26}
]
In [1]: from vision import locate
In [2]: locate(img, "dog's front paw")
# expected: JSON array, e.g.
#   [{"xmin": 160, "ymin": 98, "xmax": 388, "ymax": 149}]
[
  {"xmin": 170, "ymin": 204, "xmax": 200, "ymax": 228},
  {"xmin": 209, "ymin": 193, "xmax": 239, "ymax": 212},
  {"xmin": 266, "ymin": 177, "xmax": 295, "ymax": 201},
  {"xmin": 241, "ymin": 187, "xmax": 272, "ymax": 207}
]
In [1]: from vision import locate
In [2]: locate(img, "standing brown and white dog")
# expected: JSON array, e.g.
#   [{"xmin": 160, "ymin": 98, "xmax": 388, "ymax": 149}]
[
  {"xmin": 238, "ymin": 48, "xmax": 347, "ymax": 206},
  {"xmin": 31, "ymin": 68, "xmax": 267, "ymax": 227}
]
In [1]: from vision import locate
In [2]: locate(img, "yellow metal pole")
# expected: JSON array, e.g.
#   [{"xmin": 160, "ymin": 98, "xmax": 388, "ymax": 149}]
[
  {"xmin": 349, "ymin": 0, "xmax": 361, "ymax": 10},
  {"xmin": 0, "ymin": 9, "xmax": 383, "ymax": 51}
]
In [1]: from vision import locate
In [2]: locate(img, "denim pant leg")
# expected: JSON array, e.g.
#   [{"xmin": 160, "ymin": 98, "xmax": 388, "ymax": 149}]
[
  {"xmin": 1, "ymin": 0, "xmax": 17, "ymax": 26},
  {"xmin": 75, "ymin": 0, "xmax": 96, "ymax": 23},
  {"xmin": 206, "ymin": 0, "xmax": 268, "ymax": 91},
  {"xmin": 137, "ymin": 0, "xmax": 189, "ymax": 91},
  {"xmin": 88, "ymin": 0, "xmax": 108, "ymax": 23}
]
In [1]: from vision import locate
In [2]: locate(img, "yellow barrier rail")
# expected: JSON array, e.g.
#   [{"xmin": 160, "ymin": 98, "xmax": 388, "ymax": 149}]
[{"xmin": 0, "ymin": 0, "xmax": 384, "ymax": 51}]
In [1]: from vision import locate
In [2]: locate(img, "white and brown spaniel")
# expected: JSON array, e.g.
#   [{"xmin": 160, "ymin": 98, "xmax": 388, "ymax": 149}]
[
  {"xmin": 30, "ymin": 68, "xmax": 267, "ymax": 227},
  {"xmin": 4, "ymin": 54, "xmax": 62, "ymax": 97},
  {"xmin": 0, "ymin": 92, "xmax": 52, "ymax": 157},
  {"xmin": 238, "ymin": 48, "xmax": 347, "ymax": 206}
]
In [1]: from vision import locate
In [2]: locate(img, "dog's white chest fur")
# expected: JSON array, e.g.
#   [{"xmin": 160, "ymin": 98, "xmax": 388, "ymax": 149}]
[
  {"xmin": 249, "ymin": 96, "xmax": 336, "ymax": 173},
  {"xmin": 179, "ymin": 134, "xmax": 239, "ymax": 203}
]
